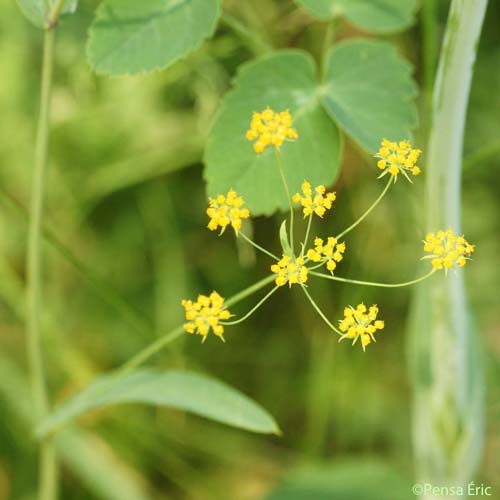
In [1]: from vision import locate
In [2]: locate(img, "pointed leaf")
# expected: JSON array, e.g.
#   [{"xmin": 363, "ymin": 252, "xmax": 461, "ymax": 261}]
[
  {"xmin": 321, "ymin": 39, "xmax": 418, "ymax": 152},
  {"xmin": 279, "ymin": 220, "xmax": 293, "ymax": 256},
  {"xmin": 38, "ymin": 369, "xmax": 280, "ymax": 437},
  {"xmin": 295, "ymin": 0, "xmax": 417, "ymax": 33},
  {"xmin": 204, "ymin": 50, "xmax": 341, "ymax": 216},
  {"xmin": 87, "ymin": 0, "xmax": 221, "ymax": 76}
]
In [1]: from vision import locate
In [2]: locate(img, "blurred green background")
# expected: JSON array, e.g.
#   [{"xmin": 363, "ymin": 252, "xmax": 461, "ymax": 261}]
[{"xmin": 1, "ymin": 1, "xmax": 499, "ymax": 499}]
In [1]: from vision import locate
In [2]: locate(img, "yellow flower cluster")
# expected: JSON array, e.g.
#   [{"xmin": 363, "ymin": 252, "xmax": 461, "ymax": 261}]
[
  {"xmin": 292, "ymin": 181, "xmax": 336, "ymax": 218},
  {"xmin": 246, "ymin": 107, "xmax": 299, "ymax": 154},
  {"xmin": 207, "ymin": 189, "xmax": 250, "ymax": 234},
  {"xmin": 181, "ymin": 292, "xmax": 232, "ymax": 341},
  {"xmin": 271, "ymin": 255, "xmax": 308, "ymax": 287},
  {"xmin": 339, "ymin": 304, "xmax": 384, "ymax": 351},
  {"xmin": 423, "ymin": 229, "xmax": 475, "ymax": 270},
  {"xmin": 307, "ymin": 237, "xmax": 346, "ymax": 272},
  {"xmin": 376, "ymin": 139, "xmax": 422, "ymax": 180}
]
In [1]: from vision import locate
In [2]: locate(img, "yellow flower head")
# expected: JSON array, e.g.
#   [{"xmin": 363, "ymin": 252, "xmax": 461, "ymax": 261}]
[
  {"xmin": 246, "ymin": 107, "xmax": 298, "ymax": 154},
  {"xmin": 307, "ymin": 237, "xmax": 346, "ymax": 273},
  {"xmin": 270, "ymin": 255, "xmax": 308, "ymax": 287},
  {"xmin": 207, "ymin": 189, "xmax": 250, "ymax": 235},
  {"xmin": 338, "ymin": 303, "xmax": 385, "ymax": 352},
  {"xmin": 292, "ymin": 181, "xmax": 336, "ymax": 218},
  {"xmin": 181, "ymin": 291, "xmax": 232, "ymax": 342},
  {"xmin": 375, "ymin": 139, "xmax": 422, "ymax": 181},
  {"xmin": 423, "ymin": 229, "xmax": 475, "ymax": 271}
]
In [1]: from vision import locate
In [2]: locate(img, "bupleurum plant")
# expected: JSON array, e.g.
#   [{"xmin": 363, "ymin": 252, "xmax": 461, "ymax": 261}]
[{"xmin": 181, "ymin": 108, "xmax": 475, "ymax": 351}]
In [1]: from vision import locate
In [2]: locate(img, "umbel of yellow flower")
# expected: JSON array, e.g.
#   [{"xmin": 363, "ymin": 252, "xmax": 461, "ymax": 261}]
[
  {"xmin": 376, "ymin": 139, "xmax": 422, "ymax": 181},
  {"xmin": 292, "ymin": 181, "xmax": 336, "ymax": 218},
  {"xmin": 246, "ymin": 107, "xmax": 298, "ymax": 154},
  {"xmin": 181, "ymin": 291, "xmax": 232, "ymax": 342},
  {"xmin": 423, "ymin": 229, "xmax": 475, "ymax": 271},
  {"xmin": 271, "ymin": 255, "xmax": 308, "ymax": 287},
  {"xmin": 207, "ymin": 189, "xmax": 250, "ymax": 235},
  {"xmin": 338, "ymin": 304, "xmax": 385, "ymax": 351},
  {"xmin": 307, "ymin": 237, "xmax": 346, "ymax": 272}
]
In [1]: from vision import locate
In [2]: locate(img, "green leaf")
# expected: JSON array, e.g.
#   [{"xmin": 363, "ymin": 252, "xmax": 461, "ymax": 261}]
[
  {"xmin": 37, "ymin": 369, "xmax": 280, "ymax": 437},
  {"xmin": 279, "ymin": 220, "xmax": 293, "ymax": 256},
  {"xmin": 321, "ymin": 39, "xmax": 417, "ymax": 152},
  {"xmin": 204, "ymin": 50, "xmax": 342, "ymax": 216},
  {"xmin": 87, "ymin": 0, "xmax": 221, "ymax": 76},
  {"xmin": 16, "ymin": 0, "xmax": 78, "ymax": 28},
  {"xmin": 265, "ymin": 460, "xmax": 412, "ymax": 500},
  {"xmin": 295, "ymin": 0, "xmax": 417, "ymax": 33}
]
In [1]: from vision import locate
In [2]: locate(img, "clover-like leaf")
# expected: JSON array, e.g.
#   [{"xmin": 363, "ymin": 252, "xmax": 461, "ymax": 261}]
[
  {"xmin": 320, "ymin": 39, "xmax": 418, "ymax": 152},
  {"xmin": 295, "ymin": 0, "xmax": 417, "ymax": 33},
  {"xmin": 37, "ymin": 369, "xmax": 280, "ymax": 437},
  {"xmin": 204, "ymin": 50, "xmax": 342, "ymax": 216},
  {"xmin": 87, "ymin": 0, "xmax": 221, "ymax": 76}
]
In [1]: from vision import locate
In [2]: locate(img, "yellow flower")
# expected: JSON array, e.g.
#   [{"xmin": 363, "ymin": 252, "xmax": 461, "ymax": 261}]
[
  {"xmin": 271, "ymin": 255, "xmax": 308, "ymax": 287},
  {"xmin": 338, "ymin": 303, "xmax": 384, "ymax": 352},
  {"xmin": 246, "ymin": 107, "xmax": 298, "ymax": 154},
  {"xmin": 423, "ymin": 229, "xmax": 475, "ymax": 271},
  {"xmin": 375, "ymin": 139, "xmax": 422, "ymax": 181},
  {"xmin": 292, "ymin": 181, "xmax": 336, "ymax": 217},
  {"xmin": 307, "ymin": 237, "xmax": 346, "ymax": 272},
  {"xmin": 207, "ymin": 189, "xmax": 250, "ymax": 235},
  {"xmin": 181, "ymin": 291, "xmax": 232, "ymax": 342}
]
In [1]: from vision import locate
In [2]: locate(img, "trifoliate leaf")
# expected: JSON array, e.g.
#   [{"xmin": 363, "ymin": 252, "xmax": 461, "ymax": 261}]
[{"xmin": 204, "ymin": 50, "xmax": 342, "ymax": 216}]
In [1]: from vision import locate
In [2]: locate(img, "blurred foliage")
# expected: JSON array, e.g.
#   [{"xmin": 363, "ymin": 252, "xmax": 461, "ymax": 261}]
[{"xmin": 0, "ymin": 0, "xmax": 499, "ymax": 499}]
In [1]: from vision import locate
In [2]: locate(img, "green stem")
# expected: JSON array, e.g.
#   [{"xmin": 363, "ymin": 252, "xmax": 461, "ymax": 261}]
[
  {"xmin": 410, "ymin": 0, "xmax": 488, "ymax": 493},
  {"xmin": 117, "ymin": 274, "xmax": 277, "ymax": 375},
  {"xmin": 301, "ymin": 285, "xmax": 342, "ymax": 335},
  {"xmin": 320, "ymin": 21, "xmax": 335, "ymax": 81},
  {"xmin": 239, "ymin": 231, "xmax": 279, "ymax": 261},
  {"xmin": 48, "ymin": 0, "xmax": 66, "ymax": 27},
  {"xmin": 0, "ymin": 189, "xmax": 151, "ymax": 337},
  {"xmin": 310, "ymin": 269, "xmax": 436, "ymax": 288},
  {"xmin": 220, "ymin": 12, "xmax": 271, "ymax": 55},
  {"xmin": 335, "ymin": 177, "xmax": 392, "ymax": 240},
  {"xmin": 222, "ymin": 286, "xmax": 279, "ymax": 325},
  {"xmin": 274, "ymin": 148, "xmax": 295, "ymax": 252},
  {"xmin": 27, "ymin": 28, "xmax": 57, "ymax": 500}
]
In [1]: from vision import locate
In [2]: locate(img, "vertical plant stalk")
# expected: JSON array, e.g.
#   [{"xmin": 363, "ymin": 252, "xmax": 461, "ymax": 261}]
[
  {"xmin": 409, "ymin": 1, "xmax": 487, "ymax": 497},
  {"xmin": 27, "ymin": 9, "xmax": 61, "ymax": 498}
]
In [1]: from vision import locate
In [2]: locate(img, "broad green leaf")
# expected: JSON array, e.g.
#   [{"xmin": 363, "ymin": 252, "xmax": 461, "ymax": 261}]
[
  {"xmin": 87, "ymin": 0, "xmax": 221, "ymax": 76},
  {"xmin": 295, "ymin": 0, "xmax": 417, "ymax": 33},
  {"xmin": 321, "ymin": 39, "xmax": 417, "ymax": 152},
  {"xmin": 265, "ymin": 460, "xmax": 412, "ymax": 500},
  {"xmin": 279, "ymin": 220, "xmax": 292, "ymax": 256},
  {"xmin": 38, "ymin": 369, "xmax": 280, "ymax": 437},
  {"xmin": 204, "ymin": 50, "xmax": 342, "ymax": 216},
  {"xmin": 16, "ymin": 0, "xmax": 78, "ymax": 28}
]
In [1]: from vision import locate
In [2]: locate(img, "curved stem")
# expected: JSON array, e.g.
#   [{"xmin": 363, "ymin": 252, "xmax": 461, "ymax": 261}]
[
  {"xmin": 116, "ymin": 274, "xmax": 277, "ymax": 376},
  {"xmin": 274, "ymin": 148, "xmax": 295, "ymax": 253},
  {"xmin": 301, "ymin": 285, "xmax": 342, "ymax": 335},
  {"xmin": 310, "ymin": 269, "xmax": 436, "ymax": 288},
  {"xmin": 222, "ymin": 286, "xmax": 279, "ymax": 325},
  {"xmin": 239, "ymin": 231, "xmax": 279, "ymax": 260},
  {"xmin": 27, "ymin": 28, "xmax": 57, "ymax": 500},
  {"xmin": 220, "ymin": 12, "xmax": 271, "ymax": 56},
  {"xmin": 335, "ymin": 177, "xmax": 392, "ymax": 240}
]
